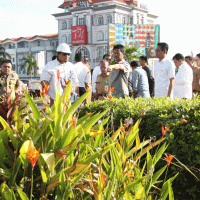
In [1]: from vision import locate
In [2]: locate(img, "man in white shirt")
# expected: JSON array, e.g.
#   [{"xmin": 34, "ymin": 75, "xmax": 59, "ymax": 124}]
[
  {"xmin": 173, "ymin": 53, "xmax": 193, "ymax": 99},
  {"xmin": 40, "ymin": 43, "xmax": 78, "ymax": 106},
  {"xmin": 74, "ymin": 52, "xmax": 91, "ymax": 96},
  {"xmin": 154, "ymin": 42, "xmax": 175, "ymax": 98},
  {"xmin": 92, "ymin": 54, "xmax": 111, "ymax": 97}
]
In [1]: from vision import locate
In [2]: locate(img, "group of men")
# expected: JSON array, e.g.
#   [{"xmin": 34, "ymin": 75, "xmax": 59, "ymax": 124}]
[{"xmin": 1, "ymin": 42, "xmax": 200, "ymax": 104}]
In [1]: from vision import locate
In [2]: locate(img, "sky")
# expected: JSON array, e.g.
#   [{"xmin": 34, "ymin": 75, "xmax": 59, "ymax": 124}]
[{"xmin": 1, "ymin": 0, "xmax": 200, "ymax": 58}]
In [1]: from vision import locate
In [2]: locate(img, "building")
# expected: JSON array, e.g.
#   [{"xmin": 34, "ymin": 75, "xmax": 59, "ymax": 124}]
[
  {"xmin": 0, "ymin": 34, "xmax": 58, "ymax": 83},
  {"xmin": 53, "ymin": 0, "xmax": 158, "ymax": 69}
]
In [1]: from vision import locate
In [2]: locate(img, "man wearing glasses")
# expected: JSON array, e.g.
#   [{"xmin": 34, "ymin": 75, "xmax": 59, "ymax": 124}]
[
  {"xmin": 154, "ymin": 42, "xmax": 175, "ymax": 98},
  {"xmin": 41, "ymin": 43, "xmax": 77, "ymax": 106}
]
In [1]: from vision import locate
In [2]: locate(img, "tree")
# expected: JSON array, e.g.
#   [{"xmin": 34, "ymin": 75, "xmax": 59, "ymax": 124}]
[
  {"xmin": 0, "ymin": 45, "xmax": 11, "ymax": 64},
  {"xmin": 124, "ymin": 45, "xmax": 139, "ymax": 62},
  {"xmin": 21, "ymin": 53, "xmax": 37, "ymax": 79}
]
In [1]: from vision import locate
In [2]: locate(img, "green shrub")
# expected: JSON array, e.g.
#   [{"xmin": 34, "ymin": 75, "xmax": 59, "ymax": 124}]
[{"xmin": 80, "ymin": 96, "xmax": 200, "ymax": 199}]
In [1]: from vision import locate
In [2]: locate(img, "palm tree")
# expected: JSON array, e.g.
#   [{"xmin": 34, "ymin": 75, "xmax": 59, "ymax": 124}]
[
  {"xmin": 124, "ymin": 45, "xmax": 139, "ymax": 62},
  {"xmin": 0, "ymin": 45, "xmax": 11, "ymax": 64},
  {"xmin": 21, "ymin": 53, "xmax": 37, "ymax": 79}
]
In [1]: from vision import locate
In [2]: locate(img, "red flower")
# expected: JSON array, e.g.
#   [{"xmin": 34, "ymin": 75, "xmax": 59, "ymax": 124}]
[
  {"xmin": 162, "ymin": 124, "xmax": 170, "ymax": 138},
  {"xmin": 72, "ymin": 116, "xmax": 77, "ymax": 129},
  {"xmin": 164, "ymin": 154, "xmax": 175, "ymax": 168},
  {"xmin": 109, "ymin": 87, "xmax": 115, "ymax": 103},
  {"xmin": 41, "ymin": 83, "xmax": 52, "ymax": 96},
  {"xmin": 25, "ymin": 147, "xmax": 41, "ymax": 170},
  {"xmin": 57, "ymin": 70, "xmax": 64, "ymax": 82}
]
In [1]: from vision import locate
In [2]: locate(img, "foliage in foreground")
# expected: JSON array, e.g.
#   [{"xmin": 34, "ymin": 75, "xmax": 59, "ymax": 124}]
[
  {"xmin": 0, "ymin": 85, "xmax": 177, "ymax": 199},
  {"xmin": 80, "ymin": 96, "xmax": 200, "ymax": 199}
]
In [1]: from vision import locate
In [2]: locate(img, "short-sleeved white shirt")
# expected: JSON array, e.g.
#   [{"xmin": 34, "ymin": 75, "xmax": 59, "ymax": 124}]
[
  {"xmin": 174, "ymin": 62, "xmax": 193, "ymax": 99},
  {"xmin": 74, "ymin": 62, "xmax": 91, "ymax": 87},
  {"xmin": 154, "ymin": 57, "xmax": 175, "ymax": 97},
  {"xmin": 40, "ymin": 59, "xmax": 77, "ymax": 100},
  {"xmin": 92, "ymin": 66, "xmax": 101, "ymax": 93}
]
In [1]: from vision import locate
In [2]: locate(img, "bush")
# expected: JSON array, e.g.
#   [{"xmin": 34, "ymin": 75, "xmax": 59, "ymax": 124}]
[{"xmin": 80, "ymin": 96, "xmax": 200, "ymax": 199}]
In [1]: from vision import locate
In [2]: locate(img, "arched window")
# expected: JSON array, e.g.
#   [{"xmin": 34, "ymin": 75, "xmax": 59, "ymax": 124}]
[
  {"xmin": 61, "ymin": 35, "xmax": 67, "ymax": 43},
  {"xmin": 97, "ymin": 16, "xmax": 104, "ymax": 25},
  {"xmin": 97, "ymin": 31, "xmax": 104, "ymax": 41},
  {"xmin": 61, "ymin": 21, "xmax": 67, "ymax": 30},
  {"xmin": 106, "ymin": 15, "xmax": 112, "ymax": 24},
  {"xmin": 76, "ymin": 47, "xmax": 90, "ymax": 59}
]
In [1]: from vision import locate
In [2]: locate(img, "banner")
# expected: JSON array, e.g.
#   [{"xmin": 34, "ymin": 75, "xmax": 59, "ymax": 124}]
[
  {"xmin": 71, "ymin": 25, "xmax": 87, "ymax": 45},
  {"xmin": 36, "ymin": 51, "xmax": 45, "ymax": 74},
  {"xmin": 109, "ymin": 24, "xmax": 160, "ymax": 58}
]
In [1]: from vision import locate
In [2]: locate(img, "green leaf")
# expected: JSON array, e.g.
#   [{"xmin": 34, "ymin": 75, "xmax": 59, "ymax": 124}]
[
  {"xmin": 40, "ymin": 153, "xmax": 55, "ymax": 177},
  {"xmin": 105, "ymin": 168, "xmax": 116, "ymax": 200},
  {"xmin": 23, "ymin": 88, "xmax": 41, "ymax": 120},
  {"xmin": 160, "ymin": 173, "xmax": 179, "ymax": 200},
  {"xmin": 152, "ymin": 143, "xmax": 168, "ymax": 165},
  {"xmin": 147, "ymin": 150, "xmax": 152, "ymax": 172},
  {"xmin": 0, "ymin": 135, "xmax": 5, "ymax": 163},
  {"xmin": 59, "ymin": 170, "xmax": 66, "ymax": 194},
  {"xmin": 10, "ymin": 157, "xmax": 22, "ymax": 186},
  {"xmin": 16, "ymin": 185, "xmax": 29, "ymax": 200},
  {"xmin": 0, "ymin": 168, "xmax": 11, "ymax": 179},
  {"xmin": 168, "ymin": 179, "xmax": 174, "ymax": 200},
  {"xmin": 0, "ymin": 116, "xmax": 17, "ymax": 149},
  {"xmin": 0, "ymin": 182, "xmax": 12, "ymax": 200}
]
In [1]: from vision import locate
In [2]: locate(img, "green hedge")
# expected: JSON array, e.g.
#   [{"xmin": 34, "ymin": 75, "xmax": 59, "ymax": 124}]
[{"xmin": 80, "ymin": 96, "xmax": 200, "ymax": 199}]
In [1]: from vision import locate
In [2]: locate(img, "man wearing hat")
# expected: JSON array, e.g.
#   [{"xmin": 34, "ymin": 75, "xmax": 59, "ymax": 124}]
[{"xmin": 40, "ymin": 43, "xmax": 78, "ymax": 106}]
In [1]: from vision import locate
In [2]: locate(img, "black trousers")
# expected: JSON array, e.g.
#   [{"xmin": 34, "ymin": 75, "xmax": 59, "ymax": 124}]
[{"xmin": 79, "ymin": 87, "xmax": 86, "ymax": 96}]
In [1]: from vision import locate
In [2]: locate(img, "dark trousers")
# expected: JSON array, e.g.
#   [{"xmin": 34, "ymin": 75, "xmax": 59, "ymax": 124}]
[{"xmin": 79, "ymin": 87, "xmax": 86, "ymax": 96}]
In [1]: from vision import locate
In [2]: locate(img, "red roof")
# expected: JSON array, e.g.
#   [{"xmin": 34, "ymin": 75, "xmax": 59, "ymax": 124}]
[
  {"xmin": 0, "ymin": 33, "xmax": 58, "ymax": 43},
  {"xmin": 58, "ymin": 0, "xmax": 138, "ymax": 8}
]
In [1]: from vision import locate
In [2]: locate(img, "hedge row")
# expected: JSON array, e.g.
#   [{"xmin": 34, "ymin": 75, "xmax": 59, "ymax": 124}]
[{"xmin": 80, "ymin": 96, "xmax": 200, "ymax": 199}]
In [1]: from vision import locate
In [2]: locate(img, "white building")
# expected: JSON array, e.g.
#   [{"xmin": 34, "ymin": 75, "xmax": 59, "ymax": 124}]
[
  {"xmin": 0, "ymin": 34, "xmax": 58, "ymax": 83},
  {"xmin": 53, "ymin": 0, "xmax": 158, "ymax": 69}
]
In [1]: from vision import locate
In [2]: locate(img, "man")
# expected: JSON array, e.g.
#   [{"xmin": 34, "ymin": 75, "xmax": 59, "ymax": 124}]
[
  {"xmin": 185, "ymin": 55, "xmax": 200, "ymax": 95},
  {"xmin": 95, "ymin": 60, "xmax": 110, "ymax": 100},
  {"xmin": 0, "ymin": 60, "xmax": 20, "ymax": 100},
  {"xmin": 139, "ymin": 55, "xmax": 154, "ymax": 97},
  {"xmin": 154, "ymin": 42, "xmax": 175, "ymax": 98},
  {"xmin": 108, "ymin": 44, "xmax": 131, "ymax": 98},
  {"xmin": 145, "ymin": 33, "xmax": 151, "ymax": 58},
  {"xmin": 131, "ymin": 60, "xmax": 150, "ymax": 98},
  {"xmin": 74, "ymin": 52, "xmax": 91, "ymax": 96},
  {"xmin": 40, "ymin": 43, "xmax": 77, "ymax": 106},
  {"xmin": 173, "ymin": 53, "xmax": 193, "ymax": 99},
  {"xmin": 92, "ymin": 54, "xmax": 111, "ymax": 97}
]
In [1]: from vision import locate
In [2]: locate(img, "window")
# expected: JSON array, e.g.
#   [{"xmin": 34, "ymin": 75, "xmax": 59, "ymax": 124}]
[
  {"xmin": 61, "ymin": 21, "xmax": 67, "ymax": 30},
  {"xmin": 61, "ymin": 35, "xmax": 67, "ymax": 43},
  {"xmin": 137, "ymin": 13, "xmax": 140, "ymax": 24},
  {"xmin": 97, "ymin": 31, "xmax": 104, "ymax": 41},
  {"xmin": 97, "ymin": 16, "xmax": 104, "ymax": 25},
  {"xmin": 68, "ymin": 20, "xmax": 72, "ymax": 29},
  {"xmin": 38, "ymin": 41, "xmax": 40, "ymax": 46},
  {"xmin": 106, "ymin": 15, "xmax": 112, "ymax": 24},
  {"xmin": 68, "ymin": 35, "xmax": 71, "ymax": 43},
  {"xmin": 78, "ymin": 17, "xmax": 85, "ymax": 25},
  {"xmin": 98, "ymin": 47, "xmax": 104, "ymax": 58},
  {"xmin": 130, "ymin": 17, "xmax": 133, "ymax": 24},
  {"xmin": 122, "ymin": 16, "xmax": 126, "ymax": 24},
  {"xmin": 76, "ymin": 47, "xmax": 90, "ymax": 59},
  {"xmin": 141, "ymin": 15, "xmax": 144, "ymax": 24},
  {"xmin": 92, "ymin": 15, "xmax": 94, "ymax": 25}
]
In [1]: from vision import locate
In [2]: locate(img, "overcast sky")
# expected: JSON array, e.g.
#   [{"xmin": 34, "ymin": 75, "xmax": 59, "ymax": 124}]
[{"xmin": 1, "ymin": 0, "xmax": 200, "ymax": 58}]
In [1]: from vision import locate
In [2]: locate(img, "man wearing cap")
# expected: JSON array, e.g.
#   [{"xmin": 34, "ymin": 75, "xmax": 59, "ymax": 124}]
[{"xmin": 40, "ymin": 43, "xmax": 78, "ymax": 106}]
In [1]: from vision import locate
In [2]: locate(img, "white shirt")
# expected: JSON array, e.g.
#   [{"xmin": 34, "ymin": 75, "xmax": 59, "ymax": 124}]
[
  {"xmin": 154, "ymin": 57, "xmax": 175, "ymax": 97},
  {"xmin": 92, "ymin": 66, "xmax": 101, "ymax": 93},
  {"xmin": 74, "ymin": 62, "xmax": 91, "ymax": 87},
  {"xmin": 40, "ymin": 59, "xmax": 77, "ymax": 100},
  {"xmin": 174, "ymin": 62, "xmax": 193, "ymax": 99}
]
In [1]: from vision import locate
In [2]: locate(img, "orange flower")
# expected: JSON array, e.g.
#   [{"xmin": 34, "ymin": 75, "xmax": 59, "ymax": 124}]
[
  {"xmin": 41, "ymin": 83, "xmax": 52, "ymax": 96},
  {"xmin": 162, "ymin": 124, "xmax": 170, "ymax": 138},
  {"xmin": 55, "ymin": 150, "xmax": 67, "ymax": 162},
  {"xmin": 72, "ymin": 116, "xmax": 77, "ymax": 129},
  {"xmin": 57, "ymin": 70, "xmax": 64, "ymax": 82},
  {"xmin": 25, "ymin": 147, "xmax": 41, "ymax": 170},
  {"xmin": 181, "ymin": 119, "xmax": 188, "ymax": 124},
  {"xmin": 109, "ymin": 87, "xmax": 115, "ymax": 103},
  {"xmin": 164, "ymin": 154, "xmax": 175, "ymax": 168}
]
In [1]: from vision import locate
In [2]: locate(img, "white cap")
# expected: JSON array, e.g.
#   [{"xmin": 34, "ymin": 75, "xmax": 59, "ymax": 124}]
[{"xmin": 56, "ymin": 43, "xmax": 71, "ymax": 54}]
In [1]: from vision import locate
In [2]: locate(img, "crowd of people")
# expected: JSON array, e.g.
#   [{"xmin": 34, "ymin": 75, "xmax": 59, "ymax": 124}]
[{"xmin": 1, "ymin": 42, "xmax": 200, "ymax": 105}]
